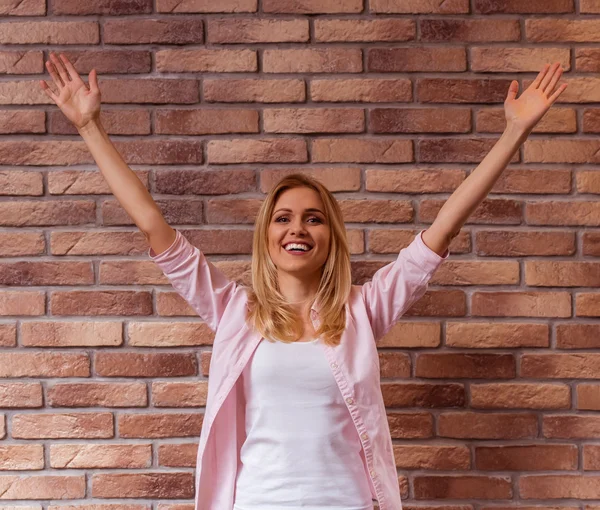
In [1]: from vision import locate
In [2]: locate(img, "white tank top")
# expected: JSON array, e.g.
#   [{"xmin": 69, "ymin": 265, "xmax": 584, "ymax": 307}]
[{"xmin": 233, "ymin": 338, "xmax": 374, "ymax": 510}]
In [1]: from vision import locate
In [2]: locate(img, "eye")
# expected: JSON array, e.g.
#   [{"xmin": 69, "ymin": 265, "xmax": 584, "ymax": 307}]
[
  {"xmin": 274, "ymin": 216, "xmax": 289, "ymax": 223},
  {"xmin": 307, "ymin": 216, "xmax": 323, "ymax": 224}
]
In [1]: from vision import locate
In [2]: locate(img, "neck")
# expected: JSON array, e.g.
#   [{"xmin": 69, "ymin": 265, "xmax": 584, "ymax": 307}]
[{"xmin": 277, "ymin": 271, "xmax": 320, "ymax": 314}]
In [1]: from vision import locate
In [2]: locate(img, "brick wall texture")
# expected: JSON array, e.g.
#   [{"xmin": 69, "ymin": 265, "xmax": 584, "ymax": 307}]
[{"xmin": 1, "ymin": 0, "xmax": 600, "ymax": 507}]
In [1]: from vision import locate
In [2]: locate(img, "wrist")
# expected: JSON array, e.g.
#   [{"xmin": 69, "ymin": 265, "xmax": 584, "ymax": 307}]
[
  {"xmin": 77, "ymin": 118, "xmax": 103, "ymax": 137},
  {"xmin": 503, "ymin": 122, "xmax": 529, "ymax": 145}
]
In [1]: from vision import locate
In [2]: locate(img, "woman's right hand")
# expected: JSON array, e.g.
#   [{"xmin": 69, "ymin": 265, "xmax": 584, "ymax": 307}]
[{"xmin": 40, "ymin": 53, "xmax": 101, "ymax": 131}]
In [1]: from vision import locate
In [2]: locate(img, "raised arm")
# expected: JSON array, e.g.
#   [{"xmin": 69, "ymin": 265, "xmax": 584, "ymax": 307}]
[
  {"xmin": 422, "ymin": 62, "xmax": 568, "ymax": 256},
  {"xmin": 40, "ymin": 53, "xmax": 175, "ymax": 255}
]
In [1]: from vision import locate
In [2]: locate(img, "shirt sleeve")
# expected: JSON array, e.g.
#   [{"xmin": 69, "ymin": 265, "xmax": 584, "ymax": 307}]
[
  {"xmin": 148, "ymin": 229, "xmax": 238, "ymax": 332},
  {"xmin": 360, "ymin": 231, "xmax": 448, "ymax": 342}
]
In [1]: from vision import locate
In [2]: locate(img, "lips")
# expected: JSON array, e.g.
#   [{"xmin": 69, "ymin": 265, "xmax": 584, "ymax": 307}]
[{"xmin": 283, "ymin": 242, "xmax": 313, "ymax": 252}]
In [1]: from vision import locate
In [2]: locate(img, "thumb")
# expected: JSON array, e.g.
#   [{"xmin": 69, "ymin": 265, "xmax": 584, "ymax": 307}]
[
  {"xmin": 506, "ymin": 80, "xmax": 519, "ymax": 102},
  {"xmin": 88, "ymin": 69, "xmax": 99, "ymax": 93}
]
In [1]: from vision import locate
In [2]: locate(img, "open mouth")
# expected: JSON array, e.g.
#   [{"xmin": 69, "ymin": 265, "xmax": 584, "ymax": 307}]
[{"xmin": 283, "ymin": 242, "xmax": 313, "ymax": 253}]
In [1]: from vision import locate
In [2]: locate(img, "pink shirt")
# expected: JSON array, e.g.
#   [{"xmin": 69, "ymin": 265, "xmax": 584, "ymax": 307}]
[{"xmin": 149, "ymin": 230, "xmax": 447, "ymax": 510}]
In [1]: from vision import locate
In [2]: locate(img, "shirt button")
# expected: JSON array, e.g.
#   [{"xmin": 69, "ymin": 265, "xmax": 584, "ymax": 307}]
[
  {"xmin": 331, "ymin": 362, "xmax": 338, "ymax": 369},
  {"xmin": 370, "ymin": 469, "xmax": 377, "ymax": 478},
  {"xmin": 346, "ymin": 397, "xmax": 354, "ymax": 405},
  {"xmin": 360, "ymin": 433, "xmax": 368, "ymax": 440}
]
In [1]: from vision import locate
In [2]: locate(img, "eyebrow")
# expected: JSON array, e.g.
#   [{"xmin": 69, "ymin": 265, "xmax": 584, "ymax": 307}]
[{"xmin": 273, "ymin": 208, "xmax": 325, "ymax": 216}]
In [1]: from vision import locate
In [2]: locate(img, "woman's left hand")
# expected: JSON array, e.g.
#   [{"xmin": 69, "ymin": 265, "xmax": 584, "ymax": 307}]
[{"xmin": 504, "ymin": 62, "xmax": 568, "ymax": 136}]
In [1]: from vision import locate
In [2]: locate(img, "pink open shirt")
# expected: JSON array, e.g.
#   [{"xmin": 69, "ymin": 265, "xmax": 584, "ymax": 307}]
[{"xmin": 149, "ymin": 230, "xmax": 447, "ymax": 510}]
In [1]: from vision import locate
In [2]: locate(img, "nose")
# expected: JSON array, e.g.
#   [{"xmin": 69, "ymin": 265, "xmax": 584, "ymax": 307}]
[{"xmin": 289, "ymin": 218, "xmax": 307, "ymax": 236}]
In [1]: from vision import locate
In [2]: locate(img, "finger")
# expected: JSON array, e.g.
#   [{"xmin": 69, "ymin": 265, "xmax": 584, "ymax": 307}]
[
  {"xmin": 46, "ymin": 60, "xmax": 64, "ymax": 89},
  {"xmin": 544, "ymin": 66, "xmax": 563, "ymax": 97},
  {"xmin": 50, "ymin": 53, "xmax": 71, "ymax": 84},
  {"xmin": 40, "ymin": 80, "xmax": 59, "ymax": 102},
  {"xmin": 506, "ymin": 80, "xmax": 519, "ymax": 101},
  {"xmin": 531, "ymin": 63, "xmax": 550, "ymax": 89},
  {"xmin": 59, "ymin": 53, "xmax": 83, "ymax": 84},
  {"xmin": 540, "ymin": 62, "xmax": 560, "ymax": 92},
  {"xmin": 88, "ymin": 69, "xmax": 99, "ymax": 93},
  {"xmin": 548, "ymin": 83, "xmax": 568, "ymax": 104}
]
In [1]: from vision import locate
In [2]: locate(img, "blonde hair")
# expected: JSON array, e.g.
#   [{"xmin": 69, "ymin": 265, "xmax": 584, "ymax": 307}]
[{"xmin": 246, "ymin": 174, "xmax": 352, "ymax": 346}]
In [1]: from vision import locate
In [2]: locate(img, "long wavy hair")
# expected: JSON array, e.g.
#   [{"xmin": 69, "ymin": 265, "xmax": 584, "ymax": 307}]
[{"xmin": 246, "ymin": 174, "xmax": 352, "ymax": 346}]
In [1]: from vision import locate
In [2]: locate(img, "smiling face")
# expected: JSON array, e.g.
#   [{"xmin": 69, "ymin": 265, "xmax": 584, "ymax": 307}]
[{"xmin": 267, "ymin": 186, "xmax": 331, "ymax": 280}]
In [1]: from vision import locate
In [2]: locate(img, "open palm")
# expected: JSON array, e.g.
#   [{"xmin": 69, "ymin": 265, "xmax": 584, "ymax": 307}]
[
  {"xmin": 504, "ymin": 63, "xmax": 567, "ymax": 135},
  {"xmin": 40, "ymin": 53, "xmax": 101, "ymax": 130}
]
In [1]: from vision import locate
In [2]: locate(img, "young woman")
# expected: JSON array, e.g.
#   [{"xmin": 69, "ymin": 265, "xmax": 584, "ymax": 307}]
[{"xmin": 40, "ymin": 54, "xmax": 566, "ymax": 510}]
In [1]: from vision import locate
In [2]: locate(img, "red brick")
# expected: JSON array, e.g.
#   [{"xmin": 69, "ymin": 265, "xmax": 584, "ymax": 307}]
[
  {"xmin": 476, "ymin": 445, "xmax": 577, "ymax": 471},
  {"xmin": 387, "ymin": 412, "xmax": 435, "ymax": 439},
  {"xmin": 369, "ymin": 229, "xmax": 469, "ymax": 255},
  {"xmin": 526, "ymin": 261, "xmax": 600, "ymax": 287},
  {"xmin": 158, "ymin": 443, "xmax": 198, "ymax": 467},
  {"xmin": 379, "ymin": 352, "xmax": 410, "ymax": 379},
  {"xmin": 379, "ymin": 323, "xmax": 441, "ymax": 348},
  {"xmin": 583, "ymin": 110, "xmax": 600, "ymax": 133},
  {"xmin": 475, "ymin": 230, "xmax": 575, "ymax": 257},
  {"xmin": 156, "ymin": 109, "xmax": 258, "ymax": 135},
  {"xmin": 52, "ymin": 0, "xmax": 151, "ymax": 14},
  {"xmin": 471, "ymin": 383, "xmax": 570, "ymax": 409},
  {"xmin": 576, "ymin": 49, "xmax": 600, "ymax": 73},
  {"xmin": 0, "ymin": 383, "xmax": 42, "ymax": 408},
  {"xmin": 578, "ymin": 293, "xmax": 600, "ymax": 317},
  {"xmin": 96, "ymin": 353, "xmax": 197, "ymax": 378},
  {"xmin": 582, "ymin": 0, "xmax": 600, "ymax": 12},
  {"xmin": 156, "ymin": 49, "xmax": 256, "ymax": 72},
  {"xmin": 522, "ymin": 354, "xmax": 600, "ymax": 379},
  {"xmin": 129, "ymin": 322, "xmax": 213, "ymax": 347},
  {"xmin": 92, "ymin": 473, "xmax": 194, "ymax": 499},
  {"xmin": 0, "ymin": 81, "xmax": 50, "ymax": 105},
  {"xmin": 0, "ymin": 0, "xmax": 45, "ymax": 15},
  {"xmin": 0, "ymin": 445, "xmax": 43, "ymax": 470},
  {"xmin": 578, "ymin": 384, "xmax": 600, "ymax": 411},
  {"xmin": 370, "ymin": 108, "xmax": 470, "ymax": 134},
  {"xmin": 157, "ymin": 0, "xmax": 257, "ymax": 12},
  {"xmin": 420, "ymin": 199, "xmax": 522, "ymax": 225},
  {"xmin": 0, "ymin": 260, "xmax": 92, "ymax": 286},
  {"xmin": 439, "ymin": 412, "xmax": 538, "ymax": 439},
  {"xmin": 50, "ymin": 444, "xmax": 151, "ymax": 469},
  {"xmin": 474, "ymin": 0, "xmax": 574, "ymax": 13},
  {"xmin": 414, "ymin": 475, "xmax": 512, "ymax": 499},
  {"xmin": 472, "ymin": 292, "xmax": 571, "ymax": 318},
  {"xmin": 12, "ymin": 413, "xmax": 113, "ymax": 439},
  {"xmin": 340, "ymin": 199, "xmax": 413, "ymax": 223},
  {"xmin": 119, "ymin": 413, "xmax": 203, "ymax": 438},
  {"xmin": 50, "ymin": 230, "xmax": 148, "ymax": 256},
  {"xmin": 557, "ymin": 325, "xmax": 600, "ymax": 348},
  {"xmin": 0, "ymin": 200, "xmax": 93, "ymax": 227},
  {"xmin": 421, "ymin": 19, "xmax": 520, "ymax": 42},
  {"xmin": 394, "ymin": 445, "xmax": 470, "ymax": 470},
  {"xmin": 59, "ymin": 50, "xmax": 153, "ymax": 75},
  {"xmin": 260, "ymin": 168, "xmax": 360, "ymax": 192},
  {"xmin": 0, "ymin": 353, "xmax": 89, "ymax": 378},
  {"xmin": 50, "ymin": 291, "xmax": 152, "ymax": 316},
  {"xmin": 265, "ymin": 108, "xmax": 364, "ymax": 134},
  {"xmin": 366, "ymin": 169, "xmax": 465, "ymax": 194},
  {"xmin": 477, "ymin": 108, "xmax": 576, "ymax": 134},
  {"xmin": 404, "ymin": 290, "xmax": 467, "ymax": 317},
  {"xmin": 0, "ymin": 324, "xmax": 16, "ymax": 347},
  {"xmin": 0, "ymin": 110, "xmax": 44, "ymax": 134},
  {"xmin": 520, "ymin": 475, "xmax": 600, "ymax": 499},
  {"xmin": 152, "ymin": 382, "xmax": 208, "ymax": 407},
  {"xmin": 416, "ymin": 354, "xmax": 515, "ymax": 379},
  {"xmin": 47, "ymin": 383, "xmax": 147, "ymax": 408},
  {"xmin": 527, "ymin": 19, "xmax": 600, "ymax": 42},
  {"xmin": 264, "ymin": 49, "xmax": 362, "ymax": 73},
  {"xmin": 0, "ymin": 52, "xmax": 43, "ymax": 74},
  {"xmin": 207, "ymin": 19, "xmax": 308, "ymax": 43},
  {"xmin": 102, "ymin": 197, "xmax": 202, "ymax": 227},
  {"xmin": 419, "ymin": 138, "xmax": 520, "ymax": 164},
  {"xmin": 313, "ymin": 138, "xmax": 413, "ymax": 163},
  {"xmin": 368, "ymin": 48, "xmax": 466, "ymax": 72},
  {"xmin": 0, "ymin": 475, "xmax": 85, "ymax": 499},
  {"xmin": 584, "ymin": 232, "xmax": 600, "ymax": 256},
  {"xmin": 104, "ymin": 19, "xmax": 204, "ymax": 44},
  {"xmin": 526, "ymin": 201, "xmax": 600, "ymax": 226},
  {"xmin": 544, "ymin": 415, "xmax": 600, "ymax": 439},
  {"xmin": 471, "ymin": 47, "xmax": 570, "ymax": 72},
  {"xmin": 381, "ymin": 383, "xmax": 465, "ymax": 408},
  {"xmin": 431, "ymin": 261, "xmax": 519, "ymax": 286},
  {"xmin": 315, "ymin": 19, "xmax": 415, "ymax": 42},
  {"xmin": 584, "ymin": 445, "xmax": 600, "ymax": 468},
  {"xmin": 263, "ymin": 0, "xmax": 363, "ymax": 13},
  {"xmin": 22, "ymin": 321, "xmax": 122, "ymax": 347},
  {"xmin": 207, "ymin": 138, "xmax": 307, "ymax": 164},
  {"xmin": 446, "ymin": 323, "xmax": 549, "ymax": 348},
  {"xmin": 418, "ymin": 78, "xmax": 513, "ymax": 104},
  {"xmin": 492, "ymin": 169, "xmax": 572, "ymax": 194},
  {"xmin": 100, "ymin": 79, "xmax": 199, "ymax": 104},
  {"xmin": 0, "ymin": 22, "xmax": 98, "ymax": 44},
  {"xmin": 204, "ymin": 78, "xmax": 305, "ymax": 103},
  {"xmin": 371, "ymin": 0, "xmax": 469, "ymax": 13},
  {"xmin": 311, "ymin": 78, "xmax": 411, "ymax": 103},
  {"xmin": 50, "ymin": 109, "xmax": 151, "ymax": 135},
  {"xmin": 544, "ymin": 78, "xmax": 600, "ymax": 103},
  {"xmin": 156, "ymin": 169, "xmax": 256, "ymax": 195},
  {"xmin": 0, "ymin": 233, "xmax": 44, "ymax": 257}
]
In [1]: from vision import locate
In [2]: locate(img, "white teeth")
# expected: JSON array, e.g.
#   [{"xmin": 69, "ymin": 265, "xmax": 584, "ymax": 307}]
[{"xmin": 285, "ymin": 243, "xmax": 311, "ymax": 252}]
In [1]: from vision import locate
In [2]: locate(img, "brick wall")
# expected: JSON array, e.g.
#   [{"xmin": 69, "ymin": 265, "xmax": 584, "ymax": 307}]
[{"xmin": 0, "ymin": 0, "xmax": 599, "ymax": 506}]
